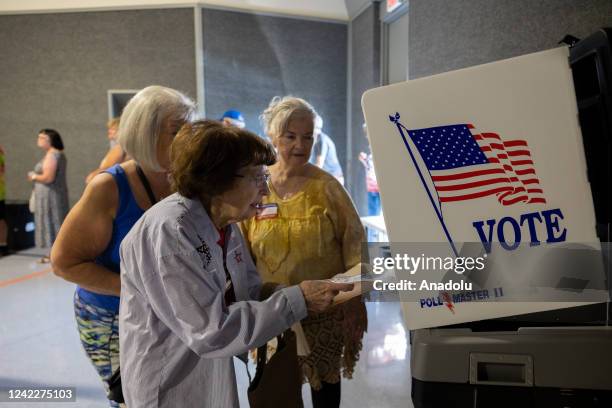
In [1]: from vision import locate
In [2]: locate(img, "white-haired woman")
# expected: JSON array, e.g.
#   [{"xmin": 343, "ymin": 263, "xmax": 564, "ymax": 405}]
[
  {"xmin": 51, "ymin": 85, "xmax": 195, "ymax": 407},
  {"xmin": 241, "ymin": 96, "xmax": 367, "ymax": 407}
]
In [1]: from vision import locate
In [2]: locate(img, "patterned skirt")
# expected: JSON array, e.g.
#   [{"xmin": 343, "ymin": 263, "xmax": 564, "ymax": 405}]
[{"xmin": 298, "ymin": 298, "xmax": 367, "ymax": 389}]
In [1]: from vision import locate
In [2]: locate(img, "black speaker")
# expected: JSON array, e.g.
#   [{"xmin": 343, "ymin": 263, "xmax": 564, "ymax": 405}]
[{"xmin": 5, "ymin": 201, "xmax": 35, "ymax": 251}]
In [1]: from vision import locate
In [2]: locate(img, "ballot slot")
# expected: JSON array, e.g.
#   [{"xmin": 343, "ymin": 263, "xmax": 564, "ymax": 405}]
[
  {"xmin": 477, "ymin": 363, "xmax": 525, "ymax": 383},
  {"xmin": 469, "ymin": 353, "xmax": 533, "ymax": 387}
]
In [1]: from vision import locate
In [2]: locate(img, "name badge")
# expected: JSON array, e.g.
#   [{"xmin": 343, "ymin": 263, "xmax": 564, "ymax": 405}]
[{"xmin": 256, "ymin": 203, "xmax": 279, "ymax": 220}]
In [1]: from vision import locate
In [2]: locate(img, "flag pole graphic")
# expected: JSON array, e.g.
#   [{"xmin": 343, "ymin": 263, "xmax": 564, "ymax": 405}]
[{"xmin": 389, "ymin": 112, "xmax": 459, "ymax": 257}]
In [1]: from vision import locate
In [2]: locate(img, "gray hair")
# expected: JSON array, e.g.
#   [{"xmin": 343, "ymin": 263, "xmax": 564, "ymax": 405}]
[
  {"xmin": 118, "ymin": 85, "xmax": 196, "ymax": 171},
  {"xmin": 260, "ymin": 96, "xmax": 317, "ymax": 141}
]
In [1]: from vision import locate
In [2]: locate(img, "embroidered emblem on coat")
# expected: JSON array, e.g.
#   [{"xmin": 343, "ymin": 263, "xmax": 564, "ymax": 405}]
[{"xmin": 196, "ymin": 234, "xmax": 213, "ymax": 266}]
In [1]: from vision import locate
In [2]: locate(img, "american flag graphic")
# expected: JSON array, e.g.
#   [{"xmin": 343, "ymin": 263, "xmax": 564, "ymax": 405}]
[{"xmin": 406, "ymin": 124, "xmax": 546, "ymax": 206}]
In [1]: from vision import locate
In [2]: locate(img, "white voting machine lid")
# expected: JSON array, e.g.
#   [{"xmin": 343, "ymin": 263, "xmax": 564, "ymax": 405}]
[{"xmin": 362, "ymin": 46, "xmax": 608, "ymax": 329}]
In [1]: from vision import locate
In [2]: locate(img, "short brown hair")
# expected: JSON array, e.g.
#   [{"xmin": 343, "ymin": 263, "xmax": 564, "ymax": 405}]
[{"xmin": 170, "ymin": 120, "xmax": 276, "ymax": 199}]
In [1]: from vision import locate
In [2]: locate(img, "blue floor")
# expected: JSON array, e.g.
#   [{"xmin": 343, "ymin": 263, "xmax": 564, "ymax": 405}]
[{"xmin": 0, "ymin": 248, "xmax": 412, "ymax": 407}]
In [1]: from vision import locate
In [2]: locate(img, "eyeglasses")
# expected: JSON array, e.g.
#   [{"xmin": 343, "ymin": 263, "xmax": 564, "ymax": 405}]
[{"xmin": 235, "ymin": 172, "xmax": 271, "ymax": 188}]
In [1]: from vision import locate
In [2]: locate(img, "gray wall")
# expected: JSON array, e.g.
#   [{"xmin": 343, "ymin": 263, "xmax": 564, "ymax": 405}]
[
  {"xmin": 201, "ymin": 8, "xmax": 348, "ymax": 166},
  {"xmin": 349, "ymin": 4, "xmax": 380, "ymax": 215},
  {"xmin": 409, "ymin": 0, "xmax": 612, "ymax": 79},
  {"xmin": 0, "ymin": 8, "xmax": 197, "ymax": 204}
]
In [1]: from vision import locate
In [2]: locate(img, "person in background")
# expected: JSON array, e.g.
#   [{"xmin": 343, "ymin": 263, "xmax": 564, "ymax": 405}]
[
  {"xmin": 220, "ymin": 109, "xmax": 246, "ymax": 129},
  {"xmin": 51, "ymin": 86, "xmax": 195, "ymax": 407},
  {"xmin": 119, "ymin": 120, "xmax": 351, "ymax": 407},
  {"xmin": 242, "ymin": 96, "xmax": 367, "ymax": 408},
  {"xmin": 309, "ymin": 114, "xmax": 344, "ymax": 185},
  {"xmin": 106, "ymin": 117, "xmax": 120, "ymax": 148},
  {"xmin": 85, "ymin": 118, "xmax": 128, "ymax": 184},
  {"xmin": 359, "ymin": 123, "xmax": 380, "ymax": 217},
  {"xmin": 28, "ymin": 129, "xmax": 68, "ymax": 263},
  {"xmin": 0, "ymin": 145, "xmax": 7, "ymax": 256}
]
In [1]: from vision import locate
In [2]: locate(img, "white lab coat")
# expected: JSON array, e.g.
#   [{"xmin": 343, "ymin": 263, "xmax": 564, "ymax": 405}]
[{"xmin": 119, "ymin": 193, "xmax": 307, "ymax": 407}]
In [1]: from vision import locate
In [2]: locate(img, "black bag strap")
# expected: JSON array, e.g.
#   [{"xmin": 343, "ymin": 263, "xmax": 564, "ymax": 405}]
[
  {"xmin": 107, "ymin": 367, "xmax": 124, "ymax": 403},
  {"xmin": 249, "ymin": 333, "xmax": 287, "ymax": 389},
  {"xmin": 135, "ymin": 163, "xmax": 157, "ymax": 206}
]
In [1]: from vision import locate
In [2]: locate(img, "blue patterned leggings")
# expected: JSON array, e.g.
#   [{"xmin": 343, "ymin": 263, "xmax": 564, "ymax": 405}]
[{"xmin": 73, "ymin": 291, "xmax": 120, "ymax": 408}]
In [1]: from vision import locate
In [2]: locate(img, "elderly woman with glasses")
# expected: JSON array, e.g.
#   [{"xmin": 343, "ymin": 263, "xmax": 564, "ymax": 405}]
[
  {"xmin": 52, "ymin": 86, "xmax": 195, "ymax": 407},
  {"xmin": 118, "ymin": 120, "xmax": 351, "ymax": 408},
  {"xmin": 241, "ymin": 96, "xmax": 367, "ymax": 407}
]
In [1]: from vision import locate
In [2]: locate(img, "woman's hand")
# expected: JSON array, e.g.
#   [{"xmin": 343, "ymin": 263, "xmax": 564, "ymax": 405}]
[
  {"xmin": 298, "ymin": 280, "xmax": 354, "ymax": 313},
  {"xmin": 30, "ymin": 153, "xmax": 59, "ymax": 184}
]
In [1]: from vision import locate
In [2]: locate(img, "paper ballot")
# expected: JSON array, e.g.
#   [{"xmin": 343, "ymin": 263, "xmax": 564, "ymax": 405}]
[
  {"xmin": 330, "ymin": 263, "xmax": 371, "ymax": 283},
  {"xmin": 330, "ymin": 263, "xmax": 373, "ymax": 305},
  {"xmin": 330, "ymin": 274, "xmax": 364, "ymax": 284}
]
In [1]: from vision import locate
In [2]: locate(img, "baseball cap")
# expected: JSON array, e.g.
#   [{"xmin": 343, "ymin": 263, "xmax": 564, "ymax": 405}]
[{"xmin": 221, "ymin": 109, "xmax": 245, "ymax": 123}]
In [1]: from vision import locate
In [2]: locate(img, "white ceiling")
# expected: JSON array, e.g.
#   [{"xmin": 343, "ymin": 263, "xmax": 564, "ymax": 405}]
[{"xmin": 0, "ymin": 0, "xmax": 376, "ymax": 21}]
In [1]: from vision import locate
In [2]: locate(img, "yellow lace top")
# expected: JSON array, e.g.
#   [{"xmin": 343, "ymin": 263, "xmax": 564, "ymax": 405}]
[
  {"xmin": 241, "ymin": 168, "xmax": 367, "ymax": 388},
  {"xmin": 241, "ymin": 169, "xmax": 363, "ymax": 284}
]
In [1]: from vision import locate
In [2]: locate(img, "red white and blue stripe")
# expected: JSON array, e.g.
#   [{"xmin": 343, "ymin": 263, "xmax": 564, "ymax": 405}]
[{"xmin": 406, "ymin": 124, "xmax": 546, "ymax": 206}]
